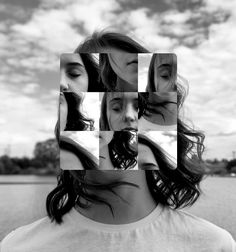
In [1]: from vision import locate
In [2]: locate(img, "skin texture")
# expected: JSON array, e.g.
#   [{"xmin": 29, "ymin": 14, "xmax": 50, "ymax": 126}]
[
  {"xmin": 60, "ymin": 53, "xmax": 88, "ymax": 93},
  {"xmin": 108, "ymin": 52, "xmax": 138, "ymax": 91},
  {"xmin": 59, "ymin": 92, "xmax": 68, "ymax": 131},
  {"xmin": 60, "ymin": 149, "xmax": 83, "ymax": 170},
  {"xmin": 106, "ymin": 92, "xmax": 138, "ymax": 130},
  {"xmin": 138, "ymin": 143, "xmax": 159, "ymax": 170},
  {"xmin": 77, "ymin": 171, "xmax": 158, "ymax": 224},
  {"xmin": 99, "ymin": 131, "xmax": 114, "ymax": 170}
]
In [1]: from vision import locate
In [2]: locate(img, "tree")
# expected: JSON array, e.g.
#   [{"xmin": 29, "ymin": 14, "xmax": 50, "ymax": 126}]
[{"xmin": 33, "ymin": 138, "xmax": 59, "ymax": 169}]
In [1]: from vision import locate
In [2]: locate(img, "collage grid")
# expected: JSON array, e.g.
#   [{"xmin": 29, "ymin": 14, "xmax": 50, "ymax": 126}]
[{"xmin": 59, "ymin": 53, "xmax": 177, "ymax": 170}]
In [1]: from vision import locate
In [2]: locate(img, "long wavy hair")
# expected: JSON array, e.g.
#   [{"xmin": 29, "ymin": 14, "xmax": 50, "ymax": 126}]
[
  {"xmin": 138, "ymin": 92, "xmax": 177, "ymax": 121},
  {"xmin": 47, "ymin": 31, "xmax": 205, "ymax": 224},
  {"xmin": 79, "ymin": 53, "xmax": 105, "ymax": 92},
  {"xmin": 108, "ymin": 131, "xmax": 137, "ymax": 169},
  {"xmin": 62, "ymin": 92, "xmax": 94, "ymax": 131}
]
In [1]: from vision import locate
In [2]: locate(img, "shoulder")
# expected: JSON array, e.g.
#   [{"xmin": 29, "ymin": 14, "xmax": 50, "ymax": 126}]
[
  {"xmin": 0, "ymin": 214, "xmax": 74, "ymax": 252},
  {"xmin": 160, "ymin": 207, "xmax": 236, "ymax": 251}
]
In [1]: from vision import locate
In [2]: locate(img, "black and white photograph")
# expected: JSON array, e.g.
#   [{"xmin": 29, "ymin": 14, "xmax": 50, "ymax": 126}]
[
  {"xmin": 0, "ymin": 0, "xmax": 236, "ymax": 251},
  {"xmin": 138, "ymin": 53, "xmax": 177, "ymax": 92},
  {"xmin": 138, "ymin": 92, "xmax": 177, "ymax": 131}
]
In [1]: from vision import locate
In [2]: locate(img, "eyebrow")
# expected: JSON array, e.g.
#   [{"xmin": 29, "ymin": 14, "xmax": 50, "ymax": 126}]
[
  {"xmin": 110, "ymin": 97, "xmax": 138, "ymax": 102},
  {"xmin": 65, "ymin": 62, "xmax": 85, "ymax": 68}
]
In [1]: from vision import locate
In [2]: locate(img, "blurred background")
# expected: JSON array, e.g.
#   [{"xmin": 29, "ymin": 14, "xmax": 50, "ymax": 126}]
[{"xmin": 0, "ymin": 0, "xmax": 235, "ymax": 241}]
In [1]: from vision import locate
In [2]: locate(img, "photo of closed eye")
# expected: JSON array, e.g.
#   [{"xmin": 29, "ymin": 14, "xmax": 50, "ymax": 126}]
[
  {"xmin": 138, "ymin": 53, "xmax": 177, "ymax": 92},
  {"xmin": 99, "ymin": 131, "xmax": 137, "ymax": 170},
  {"xmin": 59, "ymin": 92, "xmax": 99, "ymax": 131},
  {"xmin": 100, "ymin": 92, "xmax": 138, "ymax": 131},
  {"xmin": 138, "ymin": 92, "xmax": 177, "ymax": 131},
  {"xmin": 99, "ymin": 53, "xmax": 138, "ymax": 91},
  {"xmin": 138, "ymin": 131, "xmax": 177, "ymax": 170},
  {"xmin": 60, "ymin": 131, "xmax": 99, "ymax": 170},
  {"xmin": 60, "ymin": 53, "xmax": 103, "ymax": 93}
]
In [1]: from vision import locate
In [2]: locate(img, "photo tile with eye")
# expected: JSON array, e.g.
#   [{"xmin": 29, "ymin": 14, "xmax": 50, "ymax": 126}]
[
  {"xmin": 60, "ymin": 53, "xmax": 104, "ymax": 92},
  {"xmin": 60, "ymin": 131, "xmax": 99, "ymax": 170},
  {"xmin": 138, "ymin": 53, "xmax": 177, "ymax": 92},
  {"xmin": 99, "ymin": 53, "xmax": 138, "ymax": 92},
  {"xmin": 138, "ymin": 131, "xmax": 177, "ymax": 170},
  {"xmin": 99, "ymin": 130, "xmax": 138, "ymax": 170},
  {"xmin": 99, "ymin": 92, "xmax": 138, "ymax": 131},
  {"xmin": 138, "ymin": 92, "xmax": 177, "ymax": 131},
  {"xmin": 59, "ymin": 91, "xmax": 99, "ymax": 131}
]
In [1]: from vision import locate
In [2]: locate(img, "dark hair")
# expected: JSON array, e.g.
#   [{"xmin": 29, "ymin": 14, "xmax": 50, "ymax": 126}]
[
  {"xmin": 59, "ymin": 136, "xmax": 98, "ymax": 170},
  {"xmin": 47, "ymin": 30, "xmax": 205, "ymax": 223},
  {"xmin": 75, "ymin": 31, "xmax": 149, "ymax": 53},
  {"xmin": 146, "ymin": 54, "xmax": 177, "ymax": 92},
  {"xmin": 108, "ymin": 131, "xmax": 137, "ymax": 169},
  {"xmin": 63, "ymin": 92, "xmax": 94, "ymax": 131},
  {"xmin": 138, "ymin": 92, "xmax": 177, "ymax": 121},
  {"xmin": 99, "ymin": 92, "xmax": 109, "ymax": 130},
  {"xmin": 99, "ymin": 54, "xmax": 117, "ymax": 91},
  {"xmin": 78, "ymin": 53, "xmax": 105, "ymax": 92}
]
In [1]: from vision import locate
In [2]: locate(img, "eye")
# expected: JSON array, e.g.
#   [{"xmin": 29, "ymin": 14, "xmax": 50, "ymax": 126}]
[
  {"xmin": 111, "ymin": 104, "xmax": 122, "ymax": 112},
  {"xmin": 66, "ymin": 68, "xmax": 82, "ymax": 78},
  {"xmin": 139, "ymin": 162, "xmax": 159, "ymax": 170}
]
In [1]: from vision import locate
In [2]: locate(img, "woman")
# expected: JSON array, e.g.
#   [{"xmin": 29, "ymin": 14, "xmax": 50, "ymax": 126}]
[
  {"xmin": 100, "ymin": 92, "xmax": 138, "ymax": 131},
  {"xmin": 1, "ymin": 31, "xmax": 235, "ymax": 252},
  {"xmin": 60, "ymin": 53, "xmax": 104, "ymax": 92},
  {"xmin": 138, "ymin": 92, "xmax": 177, "ymax": 131},
  {"xmin": 146, "ymin": 53, "xmax": 177, "ymax": 92},
  {"xmin": 99, "ymin": 52, "xmax": 138, "ymax": 91},
  {"xmin": 60, "ymin": 91, "xmax": 95, "ymax": 131}
]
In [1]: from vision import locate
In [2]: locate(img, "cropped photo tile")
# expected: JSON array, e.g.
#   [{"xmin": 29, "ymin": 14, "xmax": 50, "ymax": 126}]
[
  {"xmin": 138, "ymin": 131, "xmax": 177, "ymax": 170},
  {"xmin": 99, "ymin": 53, "xmax": 138, "ymax": 92},
  {"xmin": 138, "ymin": 53, "xmax": 177, "ymax": 92},
  {"xmin": 59, "ymin": 91, "xmax": 99, "ymax": 131},
  {"xmin": 99, "ymin": 92, "xmax": 138, "ymax": 131},
  {"xmin": 138, "ymin": 92, "xmax": 177, "ymax": 131},
  {"xmin": 99, "ymin": 130, "xmax": 138, "ymax": 170},
  {"xmin": 60, "ymin": 53, "xmax": 104, "ymax": 92},
  {"xmin": 60, "ymin": 131, "xmax": 99, "ymax": 170}
]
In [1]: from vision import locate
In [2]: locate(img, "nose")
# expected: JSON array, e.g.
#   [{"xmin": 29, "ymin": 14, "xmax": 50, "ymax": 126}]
[
  {"xmin": 123, "ymin": 104, "xmax": 137, "ymax": 123},
  {"xmin": 60, "ymin": 72, "xmax": 69, "ymax": 92}
]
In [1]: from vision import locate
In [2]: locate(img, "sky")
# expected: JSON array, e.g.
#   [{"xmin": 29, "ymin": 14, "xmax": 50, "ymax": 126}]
[{"xmin": 0, "ymin": 0, "xmax": 235, "ymax": 160}]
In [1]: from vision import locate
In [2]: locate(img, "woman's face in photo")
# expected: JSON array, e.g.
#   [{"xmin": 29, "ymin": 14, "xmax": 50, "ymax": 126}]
[
  {"xmin": 59, "ymin": 92, "xmax": 68, "ymax": 131},
  {"xmin": 108, "ymin": 52, "xmax": 138, "ymax": 87},
  {"xmin": 106, "ymin": 92, "xmax": 138, "ymax": 131},
  {"xmin": 138, "ymin": 143, "xmax": 159, "ymax": 170},
  {"xmin": 60, "ymin": 53, "xmax": 89, "ymax": 93},
  {"xmin": 153, "ymin": 54, "xmax": 177, "ymax": 92}
]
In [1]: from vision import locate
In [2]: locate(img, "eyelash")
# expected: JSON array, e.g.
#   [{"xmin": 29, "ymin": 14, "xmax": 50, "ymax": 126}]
[{"xmin": 66, "ymin": 70, "xmax": 81, "ymax": 78}]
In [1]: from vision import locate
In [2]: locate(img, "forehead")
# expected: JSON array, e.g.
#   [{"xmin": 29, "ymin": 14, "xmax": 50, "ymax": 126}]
[
  {"xmin": 107, "ymin": 92, "xmax": 138, "ymax": 101},
  {"xmin": 60, "ymin": 53, "xmax": 84, "ymax": 66},
  {"xmin": 138, "ymin": 143, "xmax": 157, "ymax": 165}
]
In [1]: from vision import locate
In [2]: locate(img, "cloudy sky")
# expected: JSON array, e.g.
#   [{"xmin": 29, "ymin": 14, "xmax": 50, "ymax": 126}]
[{"xmin": 0, "ymin": 0, "xmax": 235, "ymax": 160}]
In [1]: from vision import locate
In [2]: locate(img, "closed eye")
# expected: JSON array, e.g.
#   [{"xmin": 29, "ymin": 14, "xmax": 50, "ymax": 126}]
[{"xmin": 139, "ymin": 162, "xmax": 159, "ymax": 170}]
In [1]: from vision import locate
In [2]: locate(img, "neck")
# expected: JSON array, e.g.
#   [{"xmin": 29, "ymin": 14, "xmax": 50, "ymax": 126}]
[{"xmin": 75, "ymin": 171, "xmax": 157, "ymax": 224}]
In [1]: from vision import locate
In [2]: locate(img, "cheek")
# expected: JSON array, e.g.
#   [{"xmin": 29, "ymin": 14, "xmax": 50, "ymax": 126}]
[
  {"xmin": 71, "ymin": 75, "xmax": 89, "ymax": 92},
  {"xmin": 107, "ymin": 109, "xmax": 123, "ymax": 129}
]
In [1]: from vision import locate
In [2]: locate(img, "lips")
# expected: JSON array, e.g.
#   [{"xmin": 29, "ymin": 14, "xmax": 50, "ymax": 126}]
[{"xmin": 122, "ymin": 127, "xmax": 137, "ymax": 131}]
